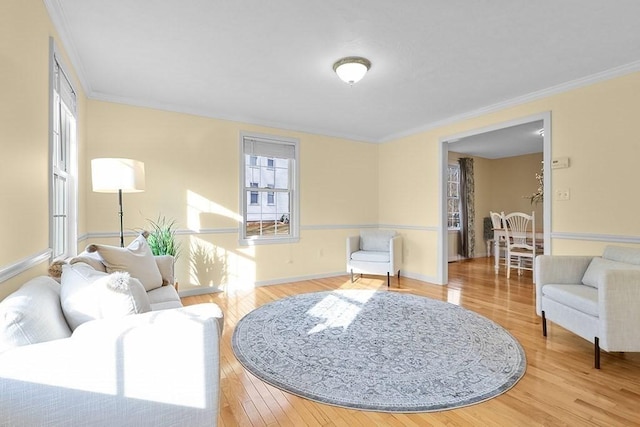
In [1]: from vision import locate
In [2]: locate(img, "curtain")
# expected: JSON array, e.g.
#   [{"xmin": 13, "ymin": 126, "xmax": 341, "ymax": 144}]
[{"xmin": 458, "ymin": 157, "xmax": 475, "ymax": 258}]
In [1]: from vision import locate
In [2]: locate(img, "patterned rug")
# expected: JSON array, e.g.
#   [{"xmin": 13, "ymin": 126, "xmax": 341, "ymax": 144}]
[{"xmin": 232, "ymin": 290, "xmax": 526, "ymax": 412}]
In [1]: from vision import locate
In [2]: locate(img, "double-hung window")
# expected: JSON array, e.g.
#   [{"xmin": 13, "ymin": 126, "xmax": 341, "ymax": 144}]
[
  {"xmin": 240, "ymin": 132, "xmax": 299, "ymax": 245},
  {"xmin": 447, "ymin": 164, "xmax": 461, "ymax": 229},
  {"xmin": 50, "ymin": 45, "xmax": 78, "ymax": 259}
]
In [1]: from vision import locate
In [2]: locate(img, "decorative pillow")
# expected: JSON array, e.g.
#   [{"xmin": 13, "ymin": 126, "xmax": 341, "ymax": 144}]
[
  {"xmin": 0, "ymin": 276, "xmax": 72, "ymax": 353},
  {"xmin": 60, "ymin": 263, "xmax": 151, "ymax": 330},
  {"xmin": 581, "ymin": 257, "xmax": 640, "ymax": 288},
  {"xmin": 360, "ymin": 230, "xmax": 397, "ymax": 252},
  {"xmin": 86, "ymin": 234, "xmax": 163, "ymax": 291},
  {"xmin": 69, "ymin": 250, "xmax": 107, "ymax": 273}
]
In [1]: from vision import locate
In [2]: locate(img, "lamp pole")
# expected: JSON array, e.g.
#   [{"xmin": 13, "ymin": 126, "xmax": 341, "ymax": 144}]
[{"xmin": 118, "ymin": 188, "xmax": 124, "ymax": 247}]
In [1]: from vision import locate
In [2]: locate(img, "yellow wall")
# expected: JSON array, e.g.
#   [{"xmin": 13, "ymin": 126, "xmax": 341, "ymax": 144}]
[
  {"xmin": 0, "ymin": 1, "xmax": 87, "ymax": 298},
  {"xmin": 4, "ymin": 1, "xmax": 640, "ymax": 297},
  {"xmin": 380, "ymin": 72, "xmax": 640, "ymax": 281},
  {"xmin": 490, "ymin": 153, "xmax": 544, "ymax": 228},
  {"xmin": 85, "ymin": 101, "xmax": 378, "ymax": 293}
]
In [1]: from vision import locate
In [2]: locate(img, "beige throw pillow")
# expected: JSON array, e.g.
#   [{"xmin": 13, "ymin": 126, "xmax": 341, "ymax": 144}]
[{"xmin": 86, "ymin": 234, "xmax": 163, "ymax": 291}]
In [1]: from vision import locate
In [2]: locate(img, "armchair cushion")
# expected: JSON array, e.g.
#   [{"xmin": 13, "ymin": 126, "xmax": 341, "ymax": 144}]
[
  {"xmin": 360, "ymin": 230, "xmax": 397, "ymax": 252},
  {"xmin": 603, "ymin": 245, "xmax": 640, "ymax": 264},
  {"xmin": 582, "ymin": 257, "xmax": 640, "ymax": 288},
  {"xmin": 351, "ymin": 250, "xmax": 390, "ymax": 263},
  {"xmin": 541, "ymin": 284, "xmax": 599, "ymax": 317}
]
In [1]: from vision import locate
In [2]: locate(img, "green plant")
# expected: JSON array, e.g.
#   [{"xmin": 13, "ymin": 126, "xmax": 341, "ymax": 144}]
[{"xmin": 146, "ymin": 216, "xmax": 181, "ymax": 259}]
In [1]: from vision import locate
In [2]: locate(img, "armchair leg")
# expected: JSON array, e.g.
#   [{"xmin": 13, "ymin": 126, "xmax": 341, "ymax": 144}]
[
  {"xmin": 350, "ymin": 269, "xmax": 354, "ymax": 283},
  {"xmin": 595, "ymin": 337, "xmax": 600, "ymax": 369},
  {"xmin": 542, "ymin": 311, "xmax": 547, "ymax": 337},
  {"xmin": 387, "ymin": 272, "xmax": 390, "ymax": 287}
]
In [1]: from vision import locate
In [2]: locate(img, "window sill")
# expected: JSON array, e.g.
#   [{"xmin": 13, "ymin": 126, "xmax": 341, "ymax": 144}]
[{"xmin": 239, "ymin": 236, "xmax": 300, "ymax": 246}]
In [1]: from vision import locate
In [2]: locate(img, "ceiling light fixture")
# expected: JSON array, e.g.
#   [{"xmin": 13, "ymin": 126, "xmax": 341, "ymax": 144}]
[{"xmin": 333, "ymin": 56, "xmax": 371, "ymax": 85}]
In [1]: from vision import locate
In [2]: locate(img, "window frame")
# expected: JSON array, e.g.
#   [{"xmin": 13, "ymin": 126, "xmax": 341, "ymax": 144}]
[
  {"xmin": 239, "ymin": 132, "xmax": 299, "ymax": 245},
  {"xmin": 49, "ymin": 39, "xmax": 78, "ymax": 260}
]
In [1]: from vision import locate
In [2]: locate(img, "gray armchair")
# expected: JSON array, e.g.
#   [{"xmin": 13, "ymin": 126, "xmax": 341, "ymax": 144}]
[
  {"xmin": 535, "ymin": 246, "xmax": 640, "ymax": 368},
  {"xmin": 347, "ymin": 229, "xmax": 402, "ymax": 287}
]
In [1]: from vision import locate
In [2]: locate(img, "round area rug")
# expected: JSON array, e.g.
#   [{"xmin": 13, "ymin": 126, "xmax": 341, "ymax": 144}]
[{"xmin": 232, "ymin": 290, "xmax": 526, "ymax": 412}]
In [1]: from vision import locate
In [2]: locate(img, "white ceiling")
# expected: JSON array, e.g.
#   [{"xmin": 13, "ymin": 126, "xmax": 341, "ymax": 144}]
[
  {"xmin": 448, "ymin": 120, "xmax": 543, "ymax": 159},
  {"xmin": 46, "ymin": 1, "xmax": 640, "ymax": 143}
]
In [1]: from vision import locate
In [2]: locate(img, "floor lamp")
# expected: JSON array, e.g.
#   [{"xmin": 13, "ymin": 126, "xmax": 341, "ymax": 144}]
[{"xmin": 91, "ymin": 158, "xmax": 145, "ymax": 247}]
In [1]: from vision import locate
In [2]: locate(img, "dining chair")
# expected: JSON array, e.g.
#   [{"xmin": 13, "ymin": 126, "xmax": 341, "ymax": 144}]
[
  {"xmin": 504, "ymin": 211, "xmax": 536, "ymax": 281},
  {"xmin": 490, "ymin": 211, "xmax": 507, "ymax": 270}
]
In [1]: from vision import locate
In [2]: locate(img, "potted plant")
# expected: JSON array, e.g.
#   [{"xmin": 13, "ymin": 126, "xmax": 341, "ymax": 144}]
[{"xmin": 145, "ymin": 216, "xmax": 181, "ymax": 259}]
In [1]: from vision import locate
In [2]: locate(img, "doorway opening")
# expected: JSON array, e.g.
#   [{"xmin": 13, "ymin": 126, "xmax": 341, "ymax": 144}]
[{"xmin": 438, "ymin": 112, "xmax": 551, "ymax": 284}]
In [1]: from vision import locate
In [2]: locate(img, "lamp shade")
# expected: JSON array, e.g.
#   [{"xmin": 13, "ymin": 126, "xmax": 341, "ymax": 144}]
[
  {"xmin": 333, "ymin": 57, "xmax": 371, "ymax": 85},
  {"xmin": 91, "ymin": 158, "xmax": 145, "ymax": 193}
]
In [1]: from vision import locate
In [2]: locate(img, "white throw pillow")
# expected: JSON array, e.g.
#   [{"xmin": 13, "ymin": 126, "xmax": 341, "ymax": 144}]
[
  {"xmin": 581, "ymin": 257, "xmax": 640, "ymax": 288},
  {"xmin": 0, "ymin": 277, "xmax": 72, "ymax": 353},
  {"xmin": 61, "ymin": 263, "xmax": 151, "ymax": 331},
  {"xmin": 86, "ymin": 234, "xmax": 163, "ymax": 291}
]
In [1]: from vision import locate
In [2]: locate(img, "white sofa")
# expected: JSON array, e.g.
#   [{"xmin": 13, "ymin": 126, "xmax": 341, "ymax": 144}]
[
  {"xmin": 0, "ymin": 237, "xmax": 224, "ymax": 426},
  {"xmin": 347, "ymin": 229, "xmax": 402, "ymax": 287},
  {"xmin": 535, "ymin": 245, "xmax": 640, "ymax": 368}
]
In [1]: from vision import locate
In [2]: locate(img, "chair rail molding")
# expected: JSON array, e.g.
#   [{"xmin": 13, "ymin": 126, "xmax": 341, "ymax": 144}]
[
  {"xmin": 0, "ymin": 249, "xmax": 52, "ymax": 284},
  {"xmin": 551, "ymin": 232, "xmax": 640, "ymax": 245}
]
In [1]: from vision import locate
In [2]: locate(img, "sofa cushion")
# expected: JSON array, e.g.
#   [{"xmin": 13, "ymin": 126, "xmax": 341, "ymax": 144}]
[
  {"xmin": 541, "ymin": 284, "xmax": 599, "ymax": 317},
  {"xmin": 0, "ymin": 276, "xmax": 71, "ymax": 353},
  {"xmin": 147, "ymin": 285, "xmax": 182, "ymax": 310},
  {"xmin": 69, "ymin": 250, "xmax": 107, "ymax": 272},
  {"xmin": 86, "ymin": 234, "xmax": 163, "ymax": 291},
  {"xmin": 360, "ymin": 230, "xmax": 396, "ymax": 252},
  {"xmin": 350, "ymin": 250, "xmax": 390, "ymax": 263},
  {"xmin": 581, "ymin": 257, "xmax": 640, "ymax": 288},
  {"xmin": 61, "ymin": 263, "xmax": 151, "ymax": 330}
]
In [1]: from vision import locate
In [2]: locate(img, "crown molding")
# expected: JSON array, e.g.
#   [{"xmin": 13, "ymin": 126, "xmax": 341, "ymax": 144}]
[
  {"xmin": 381, "ymin": 60, "xmax": 640, "ymax": 143},
  {"xmin": 42, "ymin": 0, "xmax": 92, "ymax": 95}
]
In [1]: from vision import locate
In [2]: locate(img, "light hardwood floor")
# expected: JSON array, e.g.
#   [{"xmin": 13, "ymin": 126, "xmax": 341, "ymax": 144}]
[{"xmin": 182, "ymin": 257, "xmax": 640, "ymax": 426}]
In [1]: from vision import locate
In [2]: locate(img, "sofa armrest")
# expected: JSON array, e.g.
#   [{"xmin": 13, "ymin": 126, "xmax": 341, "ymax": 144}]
[
  {"xmin": 599, "ymin": 270, "xmax": 640, "ymax": 351},
  {"xmin": 0, "ymin": 304, "xmax": 220, "ymax": 427},
  {"xmin": 155, "ymin": 255, "xmax": 175, "ymax": 286},
  {"xmin": 535, "ymin": 255, "xmax": 594, "ymax": 315}
]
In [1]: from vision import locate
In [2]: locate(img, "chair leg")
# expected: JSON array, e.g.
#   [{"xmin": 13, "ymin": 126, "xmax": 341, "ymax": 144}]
[
  {"xmin": 542, "ymin": 311, "xmax": 547, "ymax": 337},
  {"xmin": 387, "ymin": 272, "xmax": 390, "ymax": 287},
  {"xmin": 595, "ymin": 337, "xmax": 600, "ymax": 369},
  {"xmin": 350, "ymin": 269, "xmax": 354, "ymax": 283}
]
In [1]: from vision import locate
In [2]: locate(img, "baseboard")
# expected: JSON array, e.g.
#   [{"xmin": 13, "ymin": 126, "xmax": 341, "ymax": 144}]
[{"xmin": 177, "ymin": 269, "xmax": 442, "ymax": 296}]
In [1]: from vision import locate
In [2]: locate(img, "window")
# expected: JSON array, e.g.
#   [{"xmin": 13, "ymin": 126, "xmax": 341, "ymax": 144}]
[
  {"xmin": 240, "ymin": 132, "xmax": 299, "ymax": 244},
  {"xmin": 447, "ymin": 164, "xmax": 461, "ymax": 229},
  {"xmin": 249, "ymin": 182, "xmax": 259, "ymax": 205},
  {"xmin": 50, "ymin": 43, "xmax": 78, "ymax": 260},
  {"xmin": 267, "ymin": 184, "xmax": 275, "ymax": 205}
]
